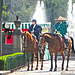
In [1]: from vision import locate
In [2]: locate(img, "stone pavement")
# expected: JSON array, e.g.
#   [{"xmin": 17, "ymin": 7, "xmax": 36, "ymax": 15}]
[
  {"xmin": 8, "ymin": 54, "xmax": 75, "ymax": 75},
  {"xmin": 0, "ymin": 71, "xmax": 10, "ymax": 75}
]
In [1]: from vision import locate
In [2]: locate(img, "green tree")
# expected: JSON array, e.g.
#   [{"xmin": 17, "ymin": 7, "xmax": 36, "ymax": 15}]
[
  {"xmin": 3, "ymin": 0, "xmax": 37, "ymax": 22},
  {"xmin": 73, "ymin": 0, "xmax": 75, "ymax": 3},
  {"xmin": 43, "ymin": 0, "xmax": 68, "ymax": 32}
]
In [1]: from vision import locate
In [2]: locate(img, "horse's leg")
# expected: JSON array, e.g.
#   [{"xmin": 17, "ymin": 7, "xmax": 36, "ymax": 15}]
[
  {"xmin": 54, "ymin": 53, "xmax": 57, "ymax": 71},
  {"xmin": 60, "ymin": 52, "xmax": 65, "ymax": 70},
  {"xmin": 41, "ymin": 50, "xmax": 44, "ymax": 70},
  {"xmin": 66, "ymin": 50, "xmax": 71, "ymax": 71},
  {"xmin": 31, "ymin": 53, "xmax": 34, "ymax": 71},
  {"xmin": 35, "ymin": 51, "xmax": 38, "ymax": 70},
  {"xmin": 49, "ymin": 51, "xmax": 53, "ymax": 71},
  {"xmin": 27, "ymin": 54, "xmax": 30, "ymax": 71}
]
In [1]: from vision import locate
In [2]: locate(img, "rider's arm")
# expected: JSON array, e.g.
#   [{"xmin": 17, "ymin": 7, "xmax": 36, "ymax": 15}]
[
  {"xmin": 34, "ymin": 26, "xmax": 42, "ymax": 34},
  {"xmin": 38, "ymin": 26, "xmax": 42, "ymax": 33}
]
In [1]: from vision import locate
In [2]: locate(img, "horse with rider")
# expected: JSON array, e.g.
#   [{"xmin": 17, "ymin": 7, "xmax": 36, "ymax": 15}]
[{"xmin": 21, "ymin": 17, "xmax": 74, "ymax": 71}]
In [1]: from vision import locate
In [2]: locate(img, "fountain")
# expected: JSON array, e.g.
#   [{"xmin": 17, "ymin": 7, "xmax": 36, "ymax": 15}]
[
  {"xmin": 67, "ymin": 0, "xmax": 75, "ymax": 48},
  {"xmin": 72, "ymin": 3, "xmax": 75, "ymax": 29},
  {"xmin": 67, "ymin": 0, "xmax": 73, "ymax": 27},
  {"xmin": 32, "ymin": 0, "xmax": 46, "ymax": 24}
]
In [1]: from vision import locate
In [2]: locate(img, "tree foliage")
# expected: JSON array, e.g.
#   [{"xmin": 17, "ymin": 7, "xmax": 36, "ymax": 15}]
[
  {"xmin": 43, "ymin": 0, "xmax": 68, "ymax": 31},
  {"xmin": 3, "ymin": 0, "xmax": 75, "ymax": 27},
  {"xmin": 3, "ymin": 0, "xmax": 37, "ymax": 22},
  {"xmin": 73, "ymin": 0, "xmax": 75, "ymax": 3}
]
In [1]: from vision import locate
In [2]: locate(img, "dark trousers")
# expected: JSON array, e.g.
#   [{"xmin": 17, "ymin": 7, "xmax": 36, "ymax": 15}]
[
  {"xmin": 36, "ymin": 36, "xmax": 39, "ymax": 42},
  {"xmin": 62, "ymin": 36, "xmax": 68, "ymax": 47}
]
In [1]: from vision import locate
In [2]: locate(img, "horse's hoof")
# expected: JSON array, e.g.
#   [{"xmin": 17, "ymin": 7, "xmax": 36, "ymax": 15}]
[
  {"xmin": 27, "ymin": 68, "xmax": 29, "ymax": 71},
  {"xmin": 54, "ymin": 68, "xmax": 57, "ymax": 71},
  {"xmin": 35, "ymin": 67, "xmax": 38, "ymax": 70},
  {"xmin": 49, "ymin": 68, "xmax": 52, "ymax": 71},
  {"xmin": 66, "ymin": 68, "xmax": 68, "ymax": 71},
  {"xmin": 31, "ymin": 68, "xmax": 33, "ymax": 71},
  {"xmin": 40, "ymin": 67, "xmax": 43, "ymax": 70},
  {"xmin": 61, "ymin": 68, "xmax": 64, "ymax": 70}
]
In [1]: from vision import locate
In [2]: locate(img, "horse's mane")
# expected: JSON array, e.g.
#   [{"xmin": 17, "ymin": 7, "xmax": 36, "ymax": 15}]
[
  {"xmin": 44, "ymin": 34, "xmax": 52, "ymax": 38},
  {"xmin": 26, "ymin": 31, "xmax": 33, "ymax": 42},
  {"xmin": 44, "ymin": 33, "xmax": 57, "ymax": 37}
]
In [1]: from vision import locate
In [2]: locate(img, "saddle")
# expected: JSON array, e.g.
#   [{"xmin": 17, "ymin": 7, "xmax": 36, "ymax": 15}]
[
  {"xmin": 57, "ymin": 34, "xmax": 70, "ymax": 51},
  {"xmin": 31, "ymin": 34, "xmax": 38, "ymax": 42},
  {"xmin": 31, "ymin": 34, "xmax": 38, "ymax": 48}
]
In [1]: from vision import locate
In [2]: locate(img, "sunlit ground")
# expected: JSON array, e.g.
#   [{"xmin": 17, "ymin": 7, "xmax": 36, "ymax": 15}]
[{"xmin": 8, "ymin": 53, "xmax": 75, "ymax": 75}]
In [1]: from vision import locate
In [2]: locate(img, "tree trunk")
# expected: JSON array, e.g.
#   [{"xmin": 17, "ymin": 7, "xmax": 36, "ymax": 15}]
[{"xmin": 0, "ymin": 0, "xmax": 3, "ymax": 56}]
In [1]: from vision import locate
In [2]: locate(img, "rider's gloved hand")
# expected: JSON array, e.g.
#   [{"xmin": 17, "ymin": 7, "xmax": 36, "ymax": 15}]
[
  {"xmin": 31, "ymin": 31, "xmax": 34, "ymax": 34},
  {"xmin": 55, "ymin": 29, "xmax": 57, "ymax": 31}
]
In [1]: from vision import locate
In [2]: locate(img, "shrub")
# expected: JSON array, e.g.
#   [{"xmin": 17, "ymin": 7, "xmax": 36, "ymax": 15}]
[
  {"xmin": 0, "ymin": 52, "xmax": 24, "ymax": 70},
  {"xmin": 0, "ymin": 52, "xmax": 32, "ymax": 70}
]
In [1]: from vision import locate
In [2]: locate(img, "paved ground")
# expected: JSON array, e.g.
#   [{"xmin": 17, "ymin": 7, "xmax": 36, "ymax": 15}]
[{"xmin": 8, "ymin": 53, "xmax": 75, "ymax": 75}]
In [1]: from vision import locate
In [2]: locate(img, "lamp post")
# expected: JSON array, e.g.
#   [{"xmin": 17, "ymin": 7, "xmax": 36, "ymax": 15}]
[
  {"xmin": 14, "ymin": 15, "xmax": 21, "ymax": 30},
  {"xmin": 13, "ymin": 16, "xmax": 21, "ymax": 53},
  {"xmin": 0, "ymin": 0, "xmax": 3, "ymax": 56}
]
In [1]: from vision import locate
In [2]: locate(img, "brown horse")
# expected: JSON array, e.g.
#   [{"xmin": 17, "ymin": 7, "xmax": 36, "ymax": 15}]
[
  {"xmin": 39, "ymin": 33, "xmax": 74, "ymax": 71},
  {"xmin": 21, "ymin": 31, "xmax": 39, "ymax": 71}
]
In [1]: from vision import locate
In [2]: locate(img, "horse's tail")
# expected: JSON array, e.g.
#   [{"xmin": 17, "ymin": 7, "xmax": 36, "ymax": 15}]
[{"xmin": 70, "ymin": 37, "xmax": 75, "ymax": 53}]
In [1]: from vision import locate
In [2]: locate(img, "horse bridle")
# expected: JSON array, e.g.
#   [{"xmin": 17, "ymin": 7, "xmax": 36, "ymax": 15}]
[
  {"xmin": 39, "ymin": 34, "xmax": 46, "ymax": 50},
  {"xmin": 22, "ymin": 32, "xmax": 35, "ymax": 49}
]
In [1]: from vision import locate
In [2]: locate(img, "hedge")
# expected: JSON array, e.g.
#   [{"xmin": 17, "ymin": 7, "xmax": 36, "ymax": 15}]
[{"xmin": 0, "ymin": 52, "xmax": 32, "ymax": 70}]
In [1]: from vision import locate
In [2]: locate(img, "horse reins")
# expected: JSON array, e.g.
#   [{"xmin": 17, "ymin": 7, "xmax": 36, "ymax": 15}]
[{"xmin": 22, "ymin": 34, "xmax": 37, "ymax": 50}]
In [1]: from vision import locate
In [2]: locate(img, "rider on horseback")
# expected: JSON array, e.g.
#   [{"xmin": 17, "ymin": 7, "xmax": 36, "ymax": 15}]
[
  {"xmin": 28, "ymin": 19, "xmax": 42, "ymax": 42},
  {"xmin": 54, "ymin": 16, "xmax": 68, "ymax": 51},
  {"xmin": 28, "ymin": 19, "xmax": 42, "ymax": 59}
]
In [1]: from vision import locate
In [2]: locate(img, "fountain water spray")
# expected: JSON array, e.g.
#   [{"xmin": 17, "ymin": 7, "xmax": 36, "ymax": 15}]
[
  {"xmin": 72, "ymin": 3, "xmax": 75, "ymax": 29},
  {"xmin": 32, "ymin": 0, "xmax": 46, "ymax": 24},
  {"xmin": 67, "ymin": 0, "xmax": 73, "ymax": 26},
  {"xmin": 67, "ymin": 0, "xmax": 75, "ymax": 48}
]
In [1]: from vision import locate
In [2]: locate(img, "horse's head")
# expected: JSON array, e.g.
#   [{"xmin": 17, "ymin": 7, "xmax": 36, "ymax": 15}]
[
  {"xmin": 21, "ymin": 31, "xmax": 28, "ymax": 48},
  {"xmin": 39, "ymin": 33, "xmax": 44, "ymax": 44},
  {"xmin": 21, "ymin": 30, "xmax": 25, "ymax": 38},
  {"xmin": 39, "ymin": 33, "xmax": 46, "ymax": 50},
  {"xmin": 39, "ymin": 33, "xmax": 52, "ymax": 50}
]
